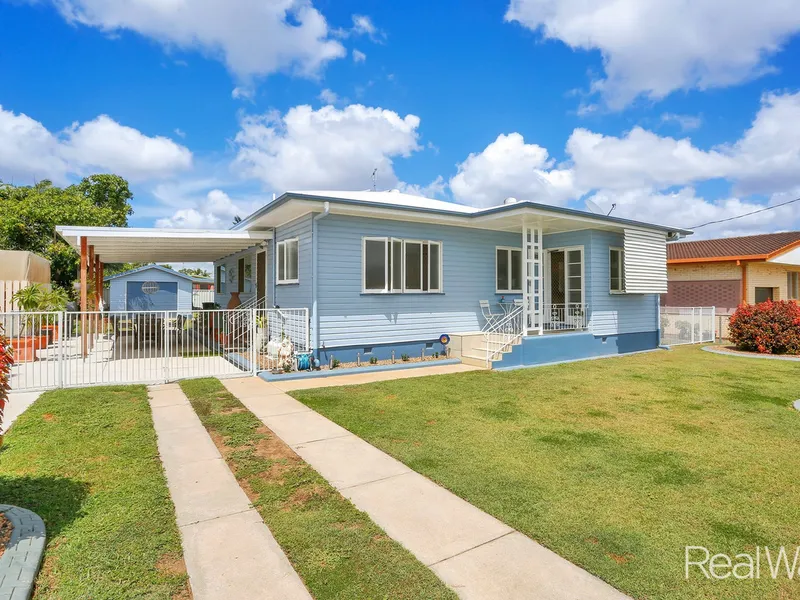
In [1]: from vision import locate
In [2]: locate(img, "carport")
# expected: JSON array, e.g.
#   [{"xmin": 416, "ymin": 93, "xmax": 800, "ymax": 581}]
[{"xmin": 56, "ymin": 226, "xmax": 272, "ymax": 355}]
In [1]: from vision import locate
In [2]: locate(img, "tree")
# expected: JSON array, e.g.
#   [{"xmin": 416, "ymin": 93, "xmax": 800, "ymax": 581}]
[
  {"xmin": 0, "ymin": 177, "xmax": 134, "ymax": 293},
  {"xmin": 179, "ymin": 267, "xmax": 211, "ymax": 278},
  {"xmin": 71, "ymin": 175, "xmax": 133, "ymax": 226}
]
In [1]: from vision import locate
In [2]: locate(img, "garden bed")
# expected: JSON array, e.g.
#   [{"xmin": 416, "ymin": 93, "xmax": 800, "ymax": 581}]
[{"xmin": 0, "ymin": 514, "xmax": 11, "ymax": 560}]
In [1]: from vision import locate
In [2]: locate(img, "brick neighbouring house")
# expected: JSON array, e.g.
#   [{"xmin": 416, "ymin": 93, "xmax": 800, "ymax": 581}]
[{"xmin": 665, "ymin": 232, "xmax": 800, "ymax": 335}]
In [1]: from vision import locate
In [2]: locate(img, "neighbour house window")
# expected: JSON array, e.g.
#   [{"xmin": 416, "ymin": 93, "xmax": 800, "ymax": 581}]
[
  {"xmin": 276, "ymin": 239, "xmax": 299, "ymax": 284},
  {"xmin": 755, "ymin": 287, "xmax": 775, "ymax": 303},
  {"xmin": 215, "ymin": 265, "xmax": 226, "ymax": 294},
  {"xmin": 789, "ymin": 272, "xmax": 800, "ymax": 300},
  {"xmin": 496, "ymin": 247, "xmax": 522, "ymax": 293},
  {"xmin": 610, "ymin": 247, "xmax": 625, "ymax": 293},
  {"xmin": 362, "ymin": 237, "xmax": 442, "ymax": 293}
]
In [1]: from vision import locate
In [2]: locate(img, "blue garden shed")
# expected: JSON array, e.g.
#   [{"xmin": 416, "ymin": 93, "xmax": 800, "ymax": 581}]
[{"xmin": 104, "ymin": 264, "xmax": 193, "ymax": 312}]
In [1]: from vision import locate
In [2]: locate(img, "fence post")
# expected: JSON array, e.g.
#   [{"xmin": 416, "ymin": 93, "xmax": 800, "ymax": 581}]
[
  {"xmin": 251, "ymin": 308, "xmax": 257, "ymax": 376},
  {"xmin": 711, "ymin": 306, "xmax": 716, "ymax": 342},
  {"xmin": 57, "ymin": 311, "xmax": 64, "ymax": 389},
  {"xmin": 305, "ymin": 308, "xmax": 311, "ymax": 353},
  {"xmin": 163, "ymin": 311, "xmax": 169, "ymax": 383}
]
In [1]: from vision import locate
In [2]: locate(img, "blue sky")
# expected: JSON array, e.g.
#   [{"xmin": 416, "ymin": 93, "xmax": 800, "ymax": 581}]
[{"xmin": 2, "ymin": 0, "xmax": 800, "ymax": 239}]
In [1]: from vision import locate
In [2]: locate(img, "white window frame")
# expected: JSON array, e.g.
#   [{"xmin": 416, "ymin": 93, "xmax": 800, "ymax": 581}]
[
  {"xmin": 495, "ymin": 246, "xmax": 523, "ymax": 294},
  {"xmin": 789, "ymin": 272, "xmax": 800, "ymax": 301},
  {"xmin": 545, "ymin": 245, "xmax": 585, "ymax": 307},
  {"xmin": 362, "ymin": 236, "xmax": 443, "ymax": 294},
  {"xmin": 215, "ymin": 264, "xmax": 226, "ymax": 294},
  {"xmin": 609, "ymin": 246, "xmax": 625, "ymax": 293},
  {"xmin": 276, "ymin": 238, "xmax": 299, "ymax": 285}
]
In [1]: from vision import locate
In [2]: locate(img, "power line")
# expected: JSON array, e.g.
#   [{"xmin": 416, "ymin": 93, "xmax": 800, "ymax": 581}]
[{"xmin": 690, "ymin": 195, "xmax": 800, "ymax": 229}]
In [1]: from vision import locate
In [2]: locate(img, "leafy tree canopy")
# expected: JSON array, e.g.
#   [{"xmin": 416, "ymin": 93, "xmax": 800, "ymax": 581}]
[
  {"xmin": 179, "ymin": 267, "xmax": 211, "ymax": 278},
  {"xmin": 0, "ymin": 176, "xmax": 134, "ymax": 293}
]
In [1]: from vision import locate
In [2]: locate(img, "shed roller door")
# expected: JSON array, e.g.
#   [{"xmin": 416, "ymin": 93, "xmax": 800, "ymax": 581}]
[{"xmin": 127, "ymin": 281, "xmax": 178, "ymax": 311}]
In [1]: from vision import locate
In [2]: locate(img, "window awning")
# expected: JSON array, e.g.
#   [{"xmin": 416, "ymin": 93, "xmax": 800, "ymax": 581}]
[{"xmin": 56, "ymin": 226, "xmax": 271, "ymax": 263}]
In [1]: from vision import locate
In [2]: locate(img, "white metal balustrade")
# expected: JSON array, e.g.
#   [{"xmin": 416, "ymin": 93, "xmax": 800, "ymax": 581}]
[
  {"xmin": 2, "ymin": 307, "xmax": 309, "ymax": 391},
  {"xmin": 660, "ymin": 306, "xmax": 716, "ymax": 346}
]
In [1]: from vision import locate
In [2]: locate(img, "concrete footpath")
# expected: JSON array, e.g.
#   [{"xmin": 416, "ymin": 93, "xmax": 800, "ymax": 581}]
[
  {"xmin": 147, "ymin": 383, "xmax": 312, "ymax": 600},
  {"xmin": 222, "ymin": 376, "xmax": 630, "ymax": 600}
]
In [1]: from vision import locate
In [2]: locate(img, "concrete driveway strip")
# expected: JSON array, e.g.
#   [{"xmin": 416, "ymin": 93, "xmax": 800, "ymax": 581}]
[
  {"xmin": 147, "ymin": 383, "xmax": 311, "ymax": 600},
  {"xmin": 222, "ymin": 377, "xmax": 630, "ymax": 600}
]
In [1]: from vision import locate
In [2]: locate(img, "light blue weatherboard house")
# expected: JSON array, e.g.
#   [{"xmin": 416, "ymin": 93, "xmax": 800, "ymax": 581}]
[{"xmin": 213, "ymin": 190, "xmax": 691, "ymax": 369}]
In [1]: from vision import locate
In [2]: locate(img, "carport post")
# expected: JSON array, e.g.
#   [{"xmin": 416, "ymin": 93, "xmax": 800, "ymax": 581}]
[{"xmin": 80, "ymin": 237, "xmax": 88, "ymax": 357}]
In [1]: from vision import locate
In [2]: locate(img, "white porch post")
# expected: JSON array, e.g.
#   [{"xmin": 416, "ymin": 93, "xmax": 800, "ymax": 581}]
[{"xmin": 523, "ymin": 222, "xmax": 544, "ymax": 335}]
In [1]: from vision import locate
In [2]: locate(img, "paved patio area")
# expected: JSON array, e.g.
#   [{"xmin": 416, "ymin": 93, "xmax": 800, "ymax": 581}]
[
  {"xmin": 222, "ymin": 376, "xmax": 630, "ymax": 600},
  {"xmin": 147, "ymin": 383, "xmax": 311, "ymax": 600}
]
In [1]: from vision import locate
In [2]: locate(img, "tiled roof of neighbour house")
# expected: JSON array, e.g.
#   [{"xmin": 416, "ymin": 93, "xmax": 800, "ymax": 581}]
[{"xmin": 667, "ymin": 231, "xmax": 800, "ymax": 262}]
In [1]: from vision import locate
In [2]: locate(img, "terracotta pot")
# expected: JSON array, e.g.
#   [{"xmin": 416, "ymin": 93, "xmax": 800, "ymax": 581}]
[
  {"xmin": 227, "ymin": 292, "xmax": 241, "ymax": 309},
  {"xmin": 33, "ymin": 335, "xmax": 49, "ymax": 350},
  {"xmin": 216, "ymin": 332, "xmax": 230, "ymax": 345},
  {"xmin": 41, "ymin": 325, "xmax": 59, "ymax": 344},
  {"xmin": 10, "ymin": 337, "xmax": 38, "ymax": 362}
]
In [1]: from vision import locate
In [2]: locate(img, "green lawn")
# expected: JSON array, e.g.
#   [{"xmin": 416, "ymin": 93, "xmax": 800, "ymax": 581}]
[
  {"xmin": 0, "ymin": 386, "xmax": 189, "ymax": 599},
  {"xmin": 179, "ymin": 378, "xmax": 455, "ymax": 600},
  {"xmin": 290, "ymin": 346, "xmax": 800, "ymax": 600}
]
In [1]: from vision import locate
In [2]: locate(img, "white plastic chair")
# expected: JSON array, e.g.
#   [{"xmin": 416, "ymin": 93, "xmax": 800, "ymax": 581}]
[{"xmin": 480, "ymin": 300, "xmax": 502, "ymax": 328}]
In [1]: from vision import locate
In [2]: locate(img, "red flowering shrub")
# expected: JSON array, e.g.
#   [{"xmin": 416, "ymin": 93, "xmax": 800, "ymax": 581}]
[
  {"xmin": 0, "ymin": 323, "xmax": 13, "ymax": 433},
  {"xmin": 728, "ymin": 300, "xmax": 800, "ymax": 355}
]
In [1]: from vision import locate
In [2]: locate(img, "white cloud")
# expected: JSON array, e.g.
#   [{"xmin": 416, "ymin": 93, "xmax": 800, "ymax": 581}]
[
  {"xmin": 48, "ymin": 0, "xmax": 346, "ymax": 80},
  {"xmin": 352, "ymin": 15, "xmax": 378, "ymax": 38},
  {"xmin": 505, "ymin": 0, "xmax": 800, "ymax": 107},
  {"xmin": 660, "ymin": 113, "xmax": 702, "ymax": 132},
  {"xmin": 318, "ymin": 88, "xmax": 339, "ymax": 104},
  {"xmin": 587, "ymin": 187, "xmax": 800, "ymax": 239},
  {"xmin": 155, "ymin": 189, "xmax": 245, "ymax": 228},
  {"xmin": 397, "ymin": 176, "xmax": 447, "ymax": 199},
  {"xmin": 233, "ymin": 104, "xmax": 421, "ymax": 191},
  {"xmin": 63, "ymin": 115, "xmax": 193, "ymax": 182},
  {"xmin": 724, "ymin": 91, "xmax": 800, "ymax": 195},
  {"xmin": 566, "ymin": 127, "xmax": 733, "ymax": 191},
  {"xmin": 445, "ymin": 90, "xmax": 800, "ymax": 237},
  {"xmin": 566, "ymin": 91, "xmax": 800, "ymax": 194},
  {"xmin": 0, "ymin": 106, "xmax": 192, "ymax": 184},
  {"xmin": 174, "ymin": 128, "xmax": 186, "ymax": 138},
  {"xmin": 352, "ymin": 49, "xmax": 367, "ymax": 63},
  {"xmin": 232, "ymin": 86, "xmax": 255, "ymax": 101},
  {"xmin": 449, "ymin": 133, "xmax": 578, "ymax": 207}
]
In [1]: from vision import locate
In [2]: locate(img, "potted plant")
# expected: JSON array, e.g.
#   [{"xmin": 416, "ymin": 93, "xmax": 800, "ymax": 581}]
[
  {"xmin": 40, "ymin": 287, "xmax": 69, "ymax": 343},
  {"xmin": 10, "ymin": 284, "xmax": 51, "ymax": 361}
]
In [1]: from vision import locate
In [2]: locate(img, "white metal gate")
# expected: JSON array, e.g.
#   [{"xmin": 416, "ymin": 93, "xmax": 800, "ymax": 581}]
[
  {"xmin": 2, "ymin": 308, "xmax": 309, "ymax": 391},
  {"xmin": 660, "ymin": 306, "xmax": 716, "ymax": 346}
]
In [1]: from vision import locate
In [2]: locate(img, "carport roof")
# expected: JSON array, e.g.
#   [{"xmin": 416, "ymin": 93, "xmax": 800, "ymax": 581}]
[{"xmin": 56, "ymin": 226, "xmax": 271, "ymax": 263}]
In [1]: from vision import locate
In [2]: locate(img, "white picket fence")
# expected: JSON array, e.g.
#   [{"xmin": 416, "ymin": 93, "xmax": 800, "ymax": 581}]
[
  {"xmin": 660, "ymin": 307, "xmax": 716, "ymax": 346},
  {"xmin": 1, "ymin": 307, "xmax": 309, "ymax": 391}
]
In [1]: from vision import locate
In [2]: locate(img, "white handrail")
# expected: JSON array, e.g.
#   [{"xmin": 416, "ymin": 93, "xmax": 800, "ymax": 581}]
[{"xmin": 482, "ymin": 304, "xmax": 524, "ymax": 367}]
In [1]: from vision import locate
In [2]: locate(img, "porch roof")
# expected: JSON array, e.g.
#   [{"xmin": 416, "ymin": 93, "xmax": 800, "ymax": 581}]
[{"xmin": 56, "ymin": 226, "xmax": 271, "ymax": 263}]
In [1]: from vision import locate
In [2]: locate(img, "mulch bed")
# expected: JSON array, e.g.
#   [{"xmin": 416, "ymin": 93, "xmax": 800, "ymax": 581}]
[
  {"xmin": 0, "ymin": 513, "xmax": 13, "ymax": 560},
  {"xmin": 706, "ymin": 345, "xmax": 800, "ymax": 359}
]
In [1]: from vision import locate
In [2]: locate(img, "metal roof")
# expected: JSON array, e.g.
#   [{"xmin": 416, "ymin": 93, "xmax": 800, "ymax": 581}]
[{"xmin": 56, "ymin": 226, "xmax": 271, "ymax": 263}]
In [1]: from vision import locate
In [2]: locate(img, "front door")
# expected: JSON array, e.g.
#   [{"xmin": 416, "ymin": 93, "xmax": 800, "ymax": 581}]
[
  {"xmin": 257, "ymin": 251, "xmax": 267, "ymax": 303},
  {"xmin": 546, "ymin": 248, "xmax": 584, "ymax": 327}
]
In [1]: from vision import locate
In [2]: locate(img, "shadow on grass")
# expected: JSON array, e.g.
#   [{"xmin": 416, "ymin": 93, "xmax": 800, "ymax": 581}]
[{"xmin": 0, "ymin": 476, "xmax": 88, "ymax": 538}]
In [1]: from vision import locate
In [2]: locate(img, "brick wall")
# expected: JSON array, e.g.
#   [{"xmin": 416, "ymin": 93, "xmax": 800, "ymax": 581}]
[
  {"xmin": 668, "ymin": 262, "xmax": 742, "ymax": 281},
  {"xmin": 745, "ymin": 262, "xmax": 800, "ymax": 303},
  {"xmin": 662, "ymin": 279, "xmax": 741, "ymax": 313}
]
